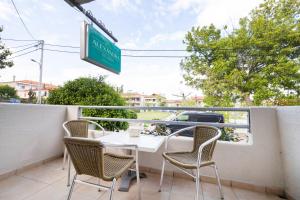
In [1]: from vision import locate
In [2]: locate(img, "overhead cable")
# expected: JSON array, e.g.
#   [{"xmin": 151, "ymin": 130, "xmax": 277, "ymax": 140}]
[
  {"xmin": 10, "ymin": 0, "xmax": 36, "ymax": 40},
  {"xmin": 12, "ymin": 44, "xmax": 39, "ymax": 54},
  {"xmin": 8, "ymin": 48, "xmax": 39, "ymax": 59}
]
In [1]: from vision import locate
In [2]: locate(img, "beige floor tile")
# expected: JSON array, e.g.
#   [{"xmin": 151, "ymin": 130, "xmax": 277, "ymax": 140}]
[
  {"xmin": 0, "ymin": 176, "xmax": 48, "ymax": 200},
  {"xmin": 141, "ymin": 172, "xmax": 173, "ymax": 193},
  {"xmin": 16, "ymin": 164, "xmax": 66, "ymax": 184},
  {"xmin": 141, "ymin": 190, "xmax": 170, "ymax": 200},
  {"xmin": 202, "ymin": 182, "xmax": 238, "ymax": 200},
  {"xmin": 233, "ymin": 188, "xmax": 279, "ymax": 200},
  {"xmin": 169, "ymin": 192, "xmax": 196, "ymax": 200},
  {"xmin": 0, "ymin": 159, "xmax": 285, "ymax": 200}
]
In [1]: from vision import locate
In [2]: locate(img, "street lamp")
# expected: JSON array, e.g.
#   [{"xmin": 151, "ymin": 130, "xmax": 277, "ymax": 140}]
[{"xmin": 30, "ymin": 58, "xmax": 42, "ymax": 104}]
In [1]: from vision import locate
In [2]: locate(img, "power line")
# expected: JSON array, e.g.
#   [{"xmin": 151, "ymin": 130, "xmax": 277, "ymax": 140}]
[
  {"xmin": 44, "ymin": 48, "xmax": 80, "ymax": 54},
  {"xmin": 0, "ymin": 38, "xmax": 38, "ymax": 42},
  {"xmin": 9, "ymin": 42, "xmax": 39, "ymax": 49},
  {"xmin": 8, "ymin": 48, "xmax": 39, "ymax": 59},
  {"xmin": 122, "ymin": 49, "xmax": 187, "ymax": 52},
  {"xmin": 45, "ymin": 43, "xmax": 80, "ymax": 49},
  {"xmin": 44, "ymin": 48, "xmax": 189, "ymax": 58},
  {"xmin": 12, "ymin": 44, "xmax": 38, "ymax": 54},
  {"xmin": 10, "ymin": 0, "xmax": 36, "ymax": 40},
  {"xmin": 122, "ymin": 54, "xmax": 188, "ymax": 58}
]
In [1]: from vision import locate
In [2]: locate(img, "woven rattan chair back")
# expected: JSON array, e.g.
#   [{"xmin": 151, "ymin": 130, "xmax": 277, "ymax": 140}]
[
  {"xmin": 192, "ymin": 126, "xmax": 219, "ymax": 161},
  {"xmin": 64, "ymin": 137, "xmax": 105, "ymax": 178},
  {"xmin": 64, "ymin": 120, "xmax": 89, "ymax": 137}
]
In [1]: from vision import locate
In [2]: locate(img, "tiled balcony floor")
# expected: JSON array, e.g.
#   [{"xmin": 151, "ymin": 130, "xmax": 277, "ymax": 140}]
[{"xmin": 0, "ymin": 159, "xmax": 282, "ymax": 200}]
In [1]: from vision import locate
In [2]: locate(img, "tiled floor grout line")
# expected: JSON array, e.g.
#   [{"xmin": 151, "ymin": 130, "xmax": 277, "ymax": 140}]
[
  {"xmin": 231, "ymin": 187, "xmax": 242, "ymax": 200},
  {"xmin": 168, "ymin": 174, "xmax": 174, "ymax": 200},
  {"xmin": 19, "ymin": 178, "xmax": 50, "ymax": 200}
]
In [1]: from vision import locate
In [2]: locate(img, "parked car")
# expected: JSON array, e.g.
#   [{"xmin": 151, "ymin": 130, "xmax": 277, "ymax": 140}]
[{"xmin": 165, "ymin": 111, "xmax": 224, "ymax": 137}]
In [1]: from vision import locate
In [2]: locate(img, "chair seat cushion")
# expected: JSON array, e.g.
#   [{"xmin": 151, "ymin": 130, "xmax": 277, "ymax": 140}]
[
  {"xmin": 163, "ymin": 152, "xmax": 214, "ymax": 169},
  {"xmin": 103, "ymin": 153, "xmax": 135, "ymax": 181}
]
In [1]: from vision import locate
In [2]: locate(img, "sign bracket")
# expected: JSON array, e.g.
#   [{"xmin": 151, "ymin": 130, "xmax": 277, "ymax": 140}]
[{"xmin": 65, "ymin": 0, "xmax": 118, "ymax": 42}]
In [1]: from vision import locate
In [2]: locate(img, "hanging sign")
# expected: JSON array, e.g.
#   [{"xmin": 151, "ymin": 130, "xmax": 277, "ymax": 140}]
[{"xmin": 81, "ymin": 21, "xmax": 121, "ymax": 74}]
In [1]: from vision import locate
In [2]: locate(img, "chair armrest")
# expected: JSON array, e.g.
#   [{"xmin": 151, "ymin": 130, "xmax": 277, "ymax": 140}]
[
  {"xmin": 62, "ymin": 121, "xmax": 72, "ymax": 136},
  {"xmin": 165, "ymin": 126, "xmax": 196, "ymax": 151},
  {"xmin": 87, "ymin": 120, "xmax": 105, "ymax": 137}
]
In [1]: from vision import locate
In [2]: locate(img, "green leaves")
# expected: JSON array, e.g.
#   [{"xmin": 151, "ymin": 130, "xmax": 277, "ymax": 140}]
[
  {"xmin": 0, "ymin": 85, "xmax": 19, "ymax": 100},
  {"xmin": 0, "ymin": 27, "xmax": 13, "ymax": 69},
  {"xmin": 47, "ymin": 77, "xmax": 137, "ymax": 131},
  {"xmin": 181, "ymin": 0, "xmax": 300, "ymax": 106}
]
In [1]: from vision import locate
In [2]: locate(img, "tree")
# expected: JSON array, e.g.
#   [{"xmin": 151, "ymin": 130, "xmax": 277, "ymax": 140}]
[
  {"xmin": 181, "ymin": 0, "xmax": 300, "ymax": 106},
  {"xmin": 0, "ymin": 27, "xmax": 14, "ymax": 69},
  {"xmin": 0, "ymin": 85, "xmax": 18, "ymax": 100},
  {"xmin": 28, "ymin": 88, "xmax": 36, "ymax": 103},
  {"xmin": 47, "ymin": 76, "xmax": 137, "ymax": 131}
]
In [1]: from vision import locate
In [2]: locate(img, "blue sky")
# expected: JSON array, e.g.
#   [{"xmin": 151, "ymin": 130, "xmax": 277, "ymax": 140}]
[{"xmin": 0, "ymin": 0, "xmax": 263, "ymax": 98}]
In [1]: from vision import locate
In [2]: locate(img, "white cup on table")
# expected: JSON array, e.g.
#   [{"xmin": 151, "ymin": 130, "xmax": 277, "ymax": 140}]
[{"xmin": 128, "ymin": 127, "xmax": 141, "ymax": 137}]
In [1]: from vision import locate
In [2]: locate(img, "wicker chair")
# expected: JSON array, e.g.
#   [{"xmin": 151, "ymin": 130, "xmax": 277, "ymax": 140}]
[
  {"xmin": 159, "ymin": 125, "xmax": 224, "ymax": 200},
  {"xmin": 64, "ymin": 137, "xmax": 141, "ymax": 200},
  {"xmin": 62, "ymin": 120, "xmax": 105, "ymax": 185}
]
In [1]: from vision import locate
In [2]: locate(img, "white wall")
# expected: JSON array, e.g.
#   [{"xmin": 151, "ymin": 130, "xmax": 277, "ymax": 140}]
[
  {"xmin": 0, "ymin": 103, "xmax": 67, "ymax": 175},
  {"xmin": 140, "ymin": 107, "xmax": 285, "ymax": 189},
  {"xmin": 276, "ymin": 107, "xmax": 300, "ymax": 199}
]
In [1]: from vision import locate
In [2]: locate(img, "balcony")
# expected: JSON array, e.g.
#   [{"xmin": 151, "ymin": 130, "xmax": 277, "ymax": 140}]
[{"xmin": 0, "ymin": 103, "xmax": 299, "ymax": 200}]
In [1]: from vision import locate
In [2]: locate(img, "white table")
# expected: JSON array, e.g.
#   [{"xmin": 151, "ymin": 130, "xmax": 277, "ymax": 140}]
[
  {"xmin": 98, "ymin": 132, "xmax": 165, "ymax": 152},
  {"xmin": 98, "ymin": 132, "xmax": 165, "ymax": 191}
]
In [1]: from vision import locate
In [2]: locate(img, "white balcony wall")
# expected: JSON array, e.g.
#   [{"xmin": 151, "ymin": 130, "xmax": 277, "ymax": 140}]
[
  {"xmin": 0, "ymin": 103, "xmax": 67, "ymax": 175},
  {"xmin": 0, "ymin": 104, "xmax": 299, "ymax": 199},
  {"xmin": 139, "ymin": 107, "xmax": 285, "ymax": 189},
  {"xmin": 277, "ymin": 107, "xmax": 300, "ymax": 199}
]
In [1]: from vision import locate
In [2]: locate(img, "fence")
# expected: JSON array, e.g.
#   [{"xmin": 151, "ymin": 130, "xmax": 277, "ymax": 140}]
[{"xmin": 78, "ymin": 106, "xmax": 251, "ymax": 131}]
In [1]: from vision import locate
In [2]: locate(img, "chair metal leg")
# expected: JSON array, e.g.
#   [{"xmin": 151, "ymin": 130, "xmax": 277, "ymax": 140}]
[
  {"xmin": 67, "ymin": 174, "xmax": 77, "ymax": 200},
  {"xmin": 136, "ymin": 160, "xmax": 141, "ymax": 200},
  {"xmin": 67, "ymin": 156, "xmax": 71, "ymax": 186},
  {"xmin": 98, "ymin": 179, "xmax": 101, "ymax": 192},
  {"xmin": 195, "ymin": 167, "xmax": 200, "ymax": 200},
  {"xmin": 213, "ymin": 164, "xmax": 224, "ymax": 199},
  {"xmin": 62, "ymin": 147, "xmax": 67, "ymax": 170},
  {"xmin": 159, "ymin": 158, "xmax": 166, "ymax": 192},
  {"xmin": 108, "ymin": 178, "xmax": 116, "ymax": 200}
]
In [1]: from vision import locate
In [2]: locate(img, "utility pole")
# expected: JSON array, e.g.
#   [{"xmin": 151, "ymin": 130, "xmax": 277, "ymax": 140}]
[
  {"xmin": 38, "ymin": 40, "xmax": 44, "ymax": 104},
  {"xmin": 32, "ymin": 40, "xmax": 44, "ymax": 104}
]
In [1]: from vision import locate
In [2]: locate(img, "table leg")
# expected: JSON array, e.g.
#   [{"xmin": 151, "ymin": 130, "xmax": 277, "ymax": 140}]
[{"xmin": 118, "ymin": 170, "xmax": 147, "ymax": 192}]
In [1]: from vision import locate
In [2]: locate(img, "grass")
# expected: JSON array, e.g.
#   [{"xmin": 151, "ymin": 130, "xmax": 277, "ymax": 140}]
[{"xmin": 137, "ymin": 111, "xmax": 171, "ymax": 120}]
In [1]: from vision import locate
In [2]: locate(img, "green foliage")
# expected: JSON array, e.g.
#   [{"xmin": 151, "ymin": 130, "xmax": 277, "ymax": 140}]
[
  {"xmin": 27, "ymin": 88, "xmax": 36, "ymax": 103},
  {"xmin": 47, "ymin": 76, "xmax": 137, "ymax": 131},
  {"xmin": 180, "ymin": 99, "xmax": 197, "ymax": 107},
  {"xmin": 0, "ymin": 27, "xmax": 14, "ymax": 69},
  {"xmin": 0, "ymin": 85, "xmax": 18, "ymax": 100},
  {"xmin": 181, "ymin": 0, "xmax": 300, "ymax": 106}
]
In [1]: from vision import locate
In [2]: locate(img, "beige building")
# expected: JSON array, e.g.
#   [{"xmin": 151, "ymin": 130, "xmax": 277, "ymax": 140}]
[
  {"xmin": 121, "ymin": 92, "xmax": 165, "ymax": 107},
  {"xmin": 0, "ymin": 80, "xmax": 58, "ymax": 99}
]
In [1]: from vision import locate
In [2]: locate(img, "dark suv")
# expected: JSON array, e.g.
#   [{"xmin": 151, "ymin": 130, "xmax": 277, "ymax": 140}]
[{"xmin": 166, "ymin": 111, "xmax": 224, "ymax": 137}]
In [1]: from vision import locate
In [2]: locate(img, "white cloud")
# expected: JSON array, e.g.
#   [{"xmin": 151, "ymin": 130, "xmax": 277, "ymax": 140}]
[
  {"xmin": 169, "ymin": 0, "xmax": 203, "ymax": 15},
  {"xmin": 96, "ymin": 0, "xmax": 139, "ymax": 12},
  {"xmin": 0, "ymin": 1, "xmax": 16, "ymax": 21},
  {"xmin": 195, "ymin": 0, "xmax": 264, "ymax": 28},
  {"xmin": 40, "ymin": 3, "xmax": 55, "ymax": 12},
  {"xmin": 147, "ymin": 31, "xmax": 185, "ymax": 47}
]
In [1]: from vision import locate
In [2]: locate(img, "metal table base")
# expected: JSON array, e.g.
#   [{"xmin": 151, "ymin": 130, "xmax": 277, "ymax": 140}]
[{"xmin": 118, "ymin": 170, "xmax": 147, "ymax": 192}]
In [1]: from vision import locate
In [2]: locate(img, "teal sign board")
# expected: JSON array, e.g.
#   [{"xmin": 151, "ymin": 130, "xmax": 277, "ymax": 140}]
[{"xmin": 81, "ymin": 22, "xmax": 121, "ymax": 74}]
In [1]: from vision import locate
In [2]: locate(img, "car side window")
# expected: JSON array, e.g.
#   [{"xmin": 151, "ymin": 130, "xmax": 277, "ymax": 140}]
[{"xmin": 176, "ymin": 114, "xmax": 189, "ymax": 121}]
